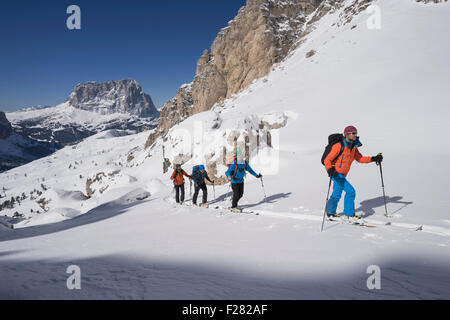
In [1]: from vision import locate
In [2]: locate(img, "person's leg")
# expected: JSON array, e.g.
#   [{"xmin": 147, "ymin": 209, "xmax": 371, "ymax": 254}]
[
  {"xmin": 193, "ymin": 185, "xmax": 200, "ymax": 205},
  {"xmin": 232, "ymin": 183, "xmax": 244, "ymax": 208},
  {"xmin": 326, "ymin": 175, "xmax": 345, "ymax": 214},
  {"xmin": 231, "ymin": 183, "xmax": 239, "ymax": 208},
  {"xmin": 180, "ymin": 183, "xmax": 185, "ymax": 203},
  {"xmin": 238, "ymin": 183, "xmax": 244, "ymax": 202},
  {"xmin": 175, "ymin": 185, "xmax": 180, "ymax": 203},
  {"xmin": 343, "ymin": 179, "xmax": 356, "ymax": 217},
  {"xmin": 201, "ymin": 184, "xmax": 208, "ymax": 204}
]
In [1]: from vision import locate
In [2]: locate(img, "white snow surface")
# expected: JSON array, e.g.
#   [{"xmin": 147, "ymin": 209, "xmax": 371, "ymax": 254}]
[{"xmin": 0, "ymin": 0, "xmax": 449, "ymax": 299}]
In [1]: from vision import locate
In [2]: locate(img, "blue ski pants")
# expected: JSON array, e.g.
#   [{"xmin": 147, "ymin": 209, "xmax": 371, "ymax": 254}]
[{"xmin": 326, "ymin": 174, "xmax": 356, "ymax": 217}]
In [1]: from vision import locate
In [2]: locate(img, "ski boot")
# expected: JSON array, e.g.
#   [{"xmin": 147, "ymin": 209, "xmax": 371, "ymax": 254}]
[{"xmin": 342, "ymin": 214, "xmax": 362, "ymax": 224}]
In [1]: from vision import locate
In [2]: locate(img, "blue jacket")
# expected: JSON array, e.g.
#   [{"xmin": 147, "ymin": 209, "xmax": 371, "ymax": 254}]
[{"xmin": 225, "ymin": 160, "xmax": 259, "ymax": 184}]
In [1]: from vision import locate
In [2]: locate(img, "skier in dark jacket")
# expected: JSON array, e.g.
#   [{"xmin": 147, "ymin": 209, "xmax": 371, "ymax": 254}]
[
  {"xmin": 225, "ymin": 151, "xmax": 262, "ymax": 212},
  {"xmin": 192, "ymin": 165, "xmax": 213, "ymax": 207}
]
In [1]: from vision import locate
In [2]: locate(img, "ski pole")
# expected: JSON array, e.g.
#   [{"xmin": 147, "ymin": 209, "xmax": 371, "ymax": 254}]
[
  {"xmin": 320, "ymin": 177, "xmax": 333, "ymax": 233},
  {"xmin": 213, "ymin": 181, "xmax": 216, "ymax": 201},
  {"xmin": 190, "ymin": 180, "xmax": 192, "ymax": 198},
  {"xmin": 376, "ymin": 156, "xmax": 388, "ymax": 217},
  {"xmin": 260, "ymin": 177, "xmax": 267, "ymax": 199}
]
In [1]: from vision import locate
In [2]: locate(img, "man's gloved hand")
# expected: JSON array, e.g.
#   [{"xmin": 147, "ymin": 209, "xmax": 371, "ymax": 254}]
[
  {"xmin": 372, "ymin": 154, "xmax": 383, "ymax": 164},
  {"xmin": 257, "ymin": 174, "xmax": 263, "ymax": 179},
  {"xmin": 327, "ymin": 167, "xmax": 336, "ymax": 178}
]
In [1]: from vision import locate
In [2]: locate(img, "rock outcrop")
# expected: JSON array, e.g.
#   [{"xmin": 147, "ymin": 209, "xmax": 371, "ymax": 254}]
[
  {"xmin": 145, "ymin": 0, "xmax": 340, "ymax": 149},
  {"xmin": 145, "ymin": 83, "xmax": 193, "ymax": 148},
  {"xmin": 66, "ymin": 79, "xmax": 159, "ymax": 118},
  {"xmin": 145, "ymin": 0, "xmax": 380, "ymax": 149},
  {"xmin": 0, "ymin": 112, "xmax": 13, "ymax": 139}
]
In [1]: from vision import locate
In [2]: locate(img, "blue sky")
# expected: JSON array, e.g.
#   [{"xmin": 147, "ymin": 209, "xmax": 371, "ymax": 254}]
[{"xmin": 0, "ymin": 0, "xmax": 246, "ymax": 111}]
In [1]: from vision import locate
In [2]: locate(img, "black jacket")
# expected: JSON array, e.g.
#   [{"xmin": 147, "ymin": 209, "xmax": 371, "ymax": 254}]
[{"xmin": 193, "ymin": 171, "xmax": 212, "ymax": 186}]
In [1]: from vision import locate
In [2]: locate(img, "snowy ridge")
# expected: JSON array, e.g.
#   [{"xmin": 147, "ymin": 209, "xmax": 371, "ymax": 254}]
[{"xmin": 6, "ymin": 102, "xmax": 158, "ymax": 147}]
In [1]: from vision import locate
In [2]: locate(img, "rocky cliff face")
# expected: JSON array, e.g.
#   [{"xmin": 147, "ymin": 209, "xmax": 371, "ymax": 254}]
[
  {"xmin": 66, "ymin": 79, "xmax": 159, "ymax": 118},
  {"xmin": 0, "ymin": 112, "xmax": 13, "ymax": 139},
  {"xmin": 146, "ymin": 0, "xmax": 357, "ymax": 149},
  {"xmin": 192, "ymin": 0, "xmax": 318, "ymax": 113}
]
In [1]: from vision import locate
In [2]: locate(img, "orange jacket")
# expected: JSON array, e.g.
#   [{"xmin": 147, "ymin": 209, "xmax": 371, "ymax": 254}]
[
  {"xmin": 171, "ymin": 169, "xmax": 190, "ymax": 186},
  {"xmin": 324, "ymin": 139, "xmax": 372, "ymax": 176}
]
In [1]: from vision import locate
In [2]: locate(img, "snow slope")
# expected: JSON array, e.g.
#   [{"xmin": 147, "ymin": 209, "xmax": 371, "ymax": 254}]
[{"xmin": 0, "ymin": 0, "xmax": 449, "ymax": 299}]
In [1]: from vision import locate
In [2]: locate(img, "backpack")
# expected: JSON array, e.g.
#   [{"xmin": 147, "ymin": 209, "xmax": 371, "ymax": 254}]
[
  {"xmin": 229, "ymin": 158, "xmax": 247, "ymax": 179},
  {"xmin": 191, "ymin": 165, "xmax": 204, "ymax": 184},
  {"xmin": 172, "ymin": 169, "xmax": 184, "ymax": 185},
  {"xmin": 321, "ymin": 134, "xmax": 345, "ymax": 165}
]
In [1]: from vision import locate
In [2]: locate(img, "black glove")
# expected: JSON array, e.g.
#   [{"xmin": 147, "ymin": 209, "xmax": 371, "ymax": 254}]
[
  {"xmin": 327, "ymin": 167, "xmax": 336, "ymax": 178},
  {"xmin": 257, "ymin": 174, "xmax": 263, "ymax": 178},
  {"xmin": 372, "ymin": 154, "xmax": 383, "ymax": 164}
]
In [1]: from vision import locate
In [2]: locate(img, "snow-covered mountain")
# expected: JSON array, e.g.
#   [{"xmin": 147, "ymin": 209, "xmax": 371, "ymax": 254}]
[
  {"xmin": 1, "ymin": 80, "xmax": 159, "ymax": 172},
  {"xmin": 6, "ymin": 79, "xmax": 159, "ymax": 147},
  {"xmin": 1, "ymin": 0, "xmax": 449, "ymax": 299},
  {"xmin": 0, "ymin": 112, "xmax": 57, "ymax": 172}
]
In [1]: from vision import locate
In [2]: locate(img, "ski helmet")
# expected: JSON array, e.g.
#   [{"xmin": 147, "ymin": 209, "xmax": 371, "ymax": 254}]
[{"xmin": 344, "ymin": 126, "xmax": 358, "ymax": 136}]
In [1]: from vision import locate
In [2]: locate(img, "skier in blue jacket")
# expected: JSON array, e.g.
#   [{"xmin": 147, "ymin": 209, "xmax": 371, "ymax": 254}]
[{"xmin": 225, "ymin": 151, "xmax": 262, "ymax": 212}]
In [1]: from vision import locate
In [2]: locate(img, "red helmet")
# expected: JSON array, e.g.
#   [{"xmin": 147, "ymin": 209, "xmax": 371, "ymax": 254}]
[{"xmin": 344, "ymin": 126, "xmax": 358, "ymax": 136}]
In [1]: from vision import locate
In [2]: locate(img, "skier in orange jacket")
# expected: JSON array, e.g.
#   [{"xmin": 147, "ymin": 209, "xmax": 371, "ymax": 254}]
[
  {"xmin": 324, "ymin": 126, "xmax": 383, "ymax": 219},
  {"xmin": 170, "ymin": 164, "xmax": 191, "ymax": 204}
]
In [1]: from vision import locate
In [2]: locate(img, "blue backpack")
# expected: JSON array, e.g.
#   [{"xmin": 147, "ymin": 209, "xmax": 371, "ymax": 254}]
[{"xmin": 191, "ymin": 165, "xmax": 205, "ymax": 184}]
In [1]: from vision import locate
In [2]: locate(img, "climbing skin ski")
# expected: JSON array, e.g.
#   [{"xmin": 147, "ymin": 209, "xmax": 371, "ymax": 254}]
[
  {"xmin": 346, "ymin": 218, "xmax": 376, "ymax": 228},
  {"xmin": 328, "ymin": 215, "xmax": 376, "ymax": 228},
  {"xmin": 214, "ymin": 206, "xmax": 260, "ymax": 216}
]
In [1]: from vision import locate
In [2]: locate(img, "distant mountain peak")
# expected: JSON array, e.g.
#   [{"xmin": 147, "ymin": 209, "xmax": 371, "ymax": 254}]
[{"xmin": 66, "ymin": 79, "xmax": 159, "ymax": 118}]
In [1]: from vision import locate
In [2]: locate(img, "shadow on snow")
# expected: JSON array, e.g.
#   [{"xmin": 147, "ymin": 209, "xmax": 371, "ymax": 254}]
[
  {"xmin": 0, "ymin": 198, "xmax": 155, "ymax": 242},
  {"xmin": 357, "ymin": 196, "xmax": 413, "ymax": 218}
]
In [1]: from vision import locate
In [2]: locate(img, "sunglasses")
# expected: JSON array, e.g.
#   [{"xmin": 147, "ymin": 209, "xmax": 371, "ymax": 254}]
[{"xmin": 347, "ymin": 132, "xmax": 358, "ymax": 135}]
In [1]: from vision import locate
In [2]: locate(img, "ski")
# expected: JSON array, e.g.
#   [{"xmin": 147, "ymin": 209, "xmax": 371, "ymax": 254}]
[
  {"xmin": 340, "ymin": 217, "xmax": 376, "ymax": 228},
  {"xmin": 350, "ymin": 221, "xmax": 376, "ymax": 228},
  {"xmin": 326, "ymin": 217, "xmax": 375, "ymax": 228},
  {"xmin": 214, "ymin": 206, "xmax": 260, "ymax": 216}
]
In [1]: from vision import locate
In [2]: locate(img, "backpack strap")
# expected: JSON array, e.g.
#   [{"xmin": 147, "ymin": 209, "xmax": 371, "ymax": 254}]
[
  {"xmin": 333, "ymin": 142, "xmax": 345, "ymax": 164},
  {"xmin": 232, "ymin": 159, "xmax": 238, "ymax": 178},
  {"xmin": 231, "ymin": 159, "xmax": 247, "ymax": 178}
]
